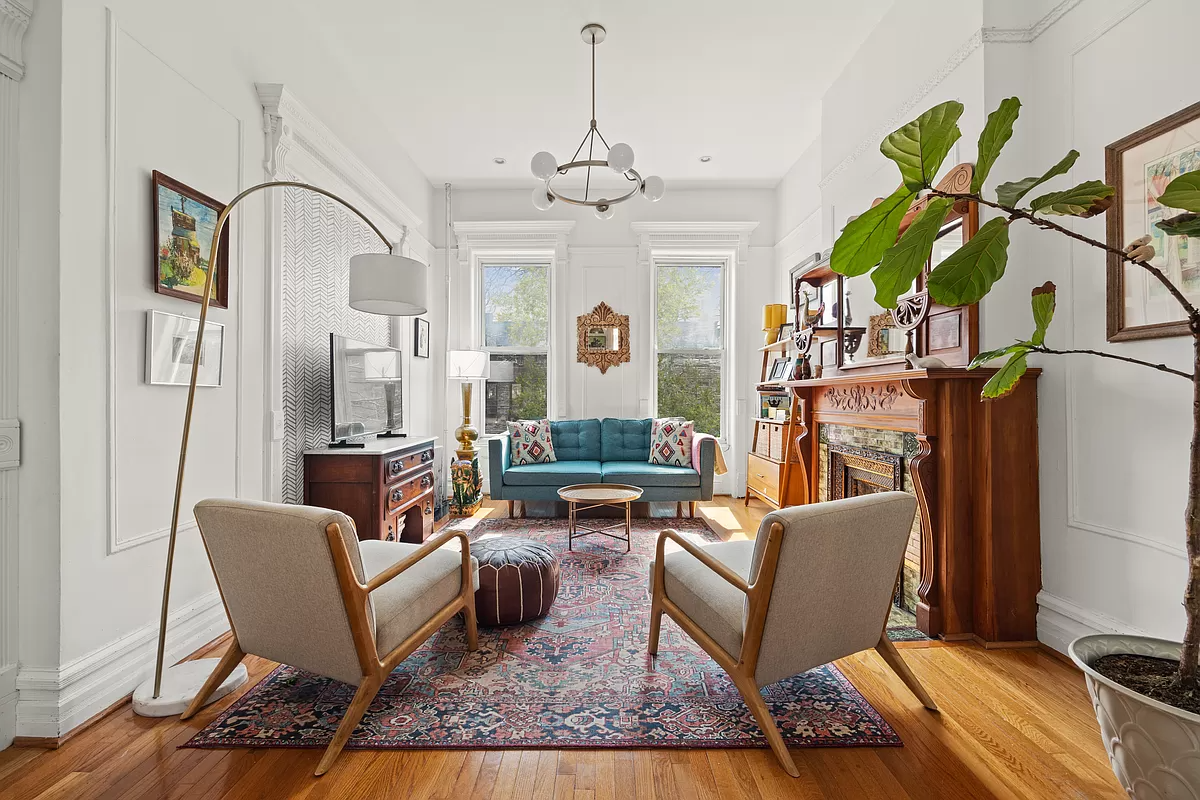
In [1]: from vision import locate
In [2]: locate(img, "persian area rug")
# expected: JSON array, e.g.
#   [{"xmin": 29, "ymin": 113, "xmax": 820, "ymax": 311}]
[{"xmin": 185, "ymin": 516, "xmax": 901, "ymax": 750}]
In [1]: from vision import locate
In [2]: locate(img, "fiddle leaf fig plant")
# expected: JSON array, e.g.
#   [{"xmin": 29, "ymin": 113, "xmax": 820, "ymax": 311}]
[{"xmin": 830, "ymin": 97, "xmax": 1200, "ymax": 690}]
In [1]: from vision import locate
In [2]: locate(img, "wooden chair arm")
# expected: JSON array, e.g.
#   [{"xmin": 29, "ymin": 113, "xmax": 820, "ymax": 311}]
[
  {"xmin": 365, "ymin": 529, "xmax": 473, "ymax": 594},
  {"xmin": 655, "ymin": 528, "xmax": 750, "ymax": 594}
]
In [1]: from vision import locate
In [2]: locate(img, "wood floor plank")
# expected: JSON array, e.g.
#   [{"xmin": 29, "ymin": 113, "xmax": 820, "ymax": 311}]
[{"xmin": 0, "ymin": 497, "xmax": 1126, "ymax": 800}]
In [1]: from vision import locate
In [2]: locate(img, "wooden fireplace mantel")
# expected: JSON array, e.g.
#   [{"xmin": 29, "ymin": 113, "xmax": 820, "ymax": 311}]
[{"xmin": 776, "ymin": 367, "xmax": 1042, "ymax": 646}]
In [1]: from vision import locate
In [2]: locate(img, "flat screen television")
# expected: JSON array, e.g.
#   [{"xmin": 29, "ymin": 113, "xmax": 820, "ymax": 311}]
[{"xmin": 329, "ymin": 333, "xmax": 404, "ymax": 445}]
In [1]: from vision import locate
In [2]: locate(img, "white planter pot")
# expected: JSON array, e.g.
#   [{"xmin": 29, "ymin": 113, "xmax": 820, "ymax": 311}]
[{"xmin": 1070, "ymin": 634, "xmax": 1200, "ymax": 799}]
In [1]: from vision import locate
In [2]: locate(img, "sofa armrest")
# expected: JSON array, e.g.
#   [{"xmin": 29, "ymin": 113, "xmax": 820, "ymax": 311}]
[
  {"xmin": 697, "ymin": 436, "xmax": 716, "ymax": 501},
  {"xmin": 488, "ymin": 436, "xmax": 510, "ymax": 499}
]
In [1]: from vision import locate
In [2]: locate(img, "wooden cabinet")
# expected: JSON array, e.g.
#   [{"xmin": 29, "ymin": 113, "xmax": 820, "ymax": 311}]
[{"xmin": 304, "ymin": 437, "xmax": 437, "ymax": 544}]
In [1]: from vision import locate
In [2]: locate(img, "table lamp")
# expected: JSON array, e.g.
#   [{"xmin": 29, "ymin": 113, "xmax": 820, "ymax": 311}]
[{"xmin": 447, "ymin": 350, "xmax": 490, "ymax": 515}]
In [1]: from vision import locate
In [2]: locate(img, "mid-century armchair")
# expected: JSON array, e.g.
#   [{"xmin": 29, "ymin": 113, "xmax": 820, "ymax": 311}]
[
  {"xmin": 180, "ymin": 499, "xmax": 479, "ymax": 776},
  {"xmin": 648, "ymin": 492, "xmax": 936, "ymax": 776}
]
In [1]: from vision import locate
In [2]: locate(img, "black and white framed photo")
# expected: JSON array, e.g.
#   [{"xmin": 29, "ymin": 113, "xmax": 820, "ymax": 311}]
[
  {"xmin": 768, "ymin": 357, "xmax": 791, "ymax": 382},
  {"xmin": 414, "ymin": 317, "xmax": 430, "ymax": 358},
  {"xmin": 146, "ymin": 309, "xmax": 224, "ymax": 387}
]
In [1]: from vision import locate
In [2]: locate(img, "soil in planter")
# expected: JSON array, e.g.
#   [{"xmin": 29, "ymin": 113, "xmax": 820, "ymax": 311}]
[{"xmin": 1093, "ymin": 654, "xmax": 1200, "ymax": 715}]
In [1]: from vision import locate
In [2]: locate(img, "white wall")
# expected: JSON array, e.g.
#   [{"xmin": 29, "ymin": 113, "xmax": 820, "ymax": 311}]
[
  {"xmin": 439, "ymin": 188, "xmax": 775, "ymax": 497},
  {"xmin": 11, "ymin": 0, "xmax": 440, "ymax": 740}
]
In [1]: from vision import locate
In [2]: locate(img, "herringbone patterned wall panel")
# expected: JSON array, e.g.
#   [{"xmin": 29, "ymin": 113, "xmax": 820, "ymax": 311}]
[{"xmin": 281, "ymin": 187, "xmax": 391, "ymax": 504}]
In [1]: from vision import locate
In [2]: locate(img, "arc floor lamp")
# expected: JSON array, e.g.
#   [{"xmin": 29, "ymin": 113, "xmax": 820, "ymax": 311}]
[{"xmin": 132, "ymin": 180, "xmax": 427, "ymax": 717}]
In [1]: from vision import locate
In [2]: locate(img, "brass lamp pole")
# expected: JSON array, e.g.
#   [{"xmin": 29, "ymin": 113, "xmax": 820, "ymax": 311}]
[{"xmin": 136, "ymin": 180, "xmax": 425, "ymax": 714}]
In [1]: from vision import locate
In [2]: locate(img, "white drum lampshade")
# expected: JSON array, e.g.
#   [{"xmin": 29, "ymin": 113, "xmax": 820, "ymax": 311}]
[
  {"xmin": 447, "ymin": 349, "xmax": 492, "ymax": 380},
  {"xmin": 349, "ymin": 253, "xmax": 428, "ymax": 316}
]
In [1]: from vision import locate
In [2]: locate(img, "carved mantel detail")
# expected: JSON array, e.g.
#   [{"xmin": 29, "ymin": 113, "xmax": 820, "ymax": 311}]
[
  {"xmin": 0, "ymin": 0, "xmax": 32, "ymax": 82},
  {"xmin": 826, "ymin": 383, "xmax": 901, "ymax": 412}
]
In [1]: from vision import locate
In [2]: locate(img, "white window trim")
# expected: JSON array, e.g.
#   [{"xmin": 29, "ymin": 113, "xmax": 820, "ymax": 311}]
[{"xmin": 650, "ymin": 256, "xmax": 732, "ymax": 442}]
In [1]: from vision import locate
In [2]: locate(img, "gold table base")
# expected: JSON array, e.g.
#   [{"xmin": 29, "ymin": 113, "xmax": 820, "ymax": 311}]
[{"xmin": 558, "ymin": 483, "xmax": 644, "ymax": 552}]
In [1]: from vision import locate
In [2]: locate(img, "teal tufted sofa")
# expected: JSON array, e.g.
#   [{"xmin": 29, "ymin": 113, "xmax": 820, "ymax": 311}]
[{"xmin": 488, "ymin": 418, "xmax": 716, "ymax": 515}]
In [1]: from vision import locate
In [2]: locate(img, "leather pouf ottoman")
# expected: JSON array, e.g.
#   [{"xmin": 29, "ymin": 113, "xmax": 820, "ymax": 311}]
[{"xmin": 472, "ymin": 537, "xmax": 561, "ymax": 625}]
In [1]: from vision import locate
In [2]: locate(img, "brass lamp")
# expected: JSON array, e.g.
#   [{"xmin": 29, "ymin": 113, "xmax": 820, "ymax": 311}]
[
  {"xmin": 133, "ymin": 180, "xmax": 427, "ymax": 718},
  {"xmin": 447, "ymin": 350, "xmax": 490, "ymax": 515}
]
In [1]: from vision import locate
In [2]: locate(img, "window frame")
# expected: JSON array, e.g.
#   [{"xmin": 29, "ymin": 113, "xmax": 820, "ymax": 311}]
[
  {"xmin": 477, "ymin": 256, "xmax": 555, "ymax": 436},
  {"xmin": 650, "ymin": 255, "xmax": 732, "ymax": 442}
]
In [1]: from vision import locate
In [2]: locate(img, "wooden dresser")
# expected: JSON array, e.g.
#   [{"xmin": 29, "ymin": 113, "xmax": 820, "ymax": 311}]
[{"xmin": 304, "ymin": 436, "xmax": 437, "ymax": 544}]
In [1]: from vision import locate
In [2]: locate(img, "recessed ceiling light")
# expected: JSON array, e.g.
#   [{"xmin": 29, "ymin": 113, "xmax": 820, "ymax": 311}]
[
  {"xmin": 493, "ymin": 157, "xmax": 507, "ymax": 165},
  {"xmin": 699, "ymin": 156, "xmax": 712, "ymax": 163}
]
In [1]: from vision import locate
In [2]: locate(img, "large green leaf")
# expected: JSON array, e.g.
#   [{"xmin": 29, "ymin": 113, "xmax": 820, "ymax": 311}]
[
  {"xmin": 1157, "ymin": 212, "xmax": 1200, "ymax": 237},
  {"xmin": 1157, "ymin": 172, "xmax": 1200, "ymax": 213},
  {"xmin": 1030, "ymin": 281, "xmax": 1056, "ymax": 345},
  {"xmin": 970, "ymin": 343, "xmax": 1030, "ymax": 370},
  {"xmin": 926, "ymin": 218, "xmax": 1012, "ymax": 305},
  {"xmin": 981, "ymin": 351, "xmax": 1028, "ymax": 400},
  {"xmin": 1029, "ymin": 181, "xmax": 1115, "ymax": 217},
  {"xmin": 880, "ymin": 101, "xmax": 964, "ymax": 191},
  {"xmin": 973, "ymin": 98, "xmax": 1021, "ymax": 194},
  {"xmin": 871, "ymin": 198, "xmax": 953, "ymax": 309},
  {"xmin": 830, "ymin": 187, "xmax": 917, "ymax": 277},
  {"xmin": 996, "ymin": 150, "xmax": 1080, "ymax": 207}
]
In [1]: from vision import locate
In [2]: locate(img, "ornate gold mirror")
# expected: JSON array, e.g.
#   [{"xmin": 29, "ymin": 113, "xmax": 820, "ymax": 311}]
[{"xmin": 576, "ymin": 302, "xmax": 630, "ymax": 374}]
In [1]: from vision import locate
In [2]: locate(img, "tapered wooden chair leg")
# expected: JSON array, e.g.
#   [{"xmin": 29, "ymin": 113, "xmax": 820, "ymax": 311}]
[
  {"xmin": 875, "ymin": 635, "xmax": 938, "ymax": 711},
  {"xmin": 179, "ymin": 638, "xmax": 245, "ymax": 721},
  {"xmin": 463, "ymin": 595, "xmax": 479, "ymax": 651},
  {"xmin": 315, "ymin": 675, "xmax": 383, "ymax": 776},
  {"xmin": 648, "ymin": 594, "xmax": 664, "ymax": 657},
  {"xmin": 731, "ymin": 673, "xmax": 800, "ymax": 777}
]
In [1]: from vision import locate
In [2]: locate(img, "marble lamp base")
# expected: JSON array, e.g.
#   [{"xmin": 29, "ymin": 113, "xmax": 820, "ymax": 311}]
[{"xmin": 132, "ymin": 659, "xmax": 248, "ymax": 718}]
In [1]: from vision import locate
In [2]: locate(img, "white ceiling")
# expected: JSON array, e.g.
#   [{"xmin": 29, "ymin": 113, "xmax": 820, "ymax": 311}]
[{"xmin": 300, "ymin": 1, "xmax": 895, "ymax": 187}]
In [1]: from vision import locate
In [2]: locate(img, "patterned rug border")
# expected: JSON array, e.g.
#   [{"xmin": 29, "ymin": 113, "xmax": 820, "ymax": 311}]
[
  {"xmin": 183, "ymin": 663, "xmax": 901, "ymax": 751},
  {"xmin": 183, "ymin": 515, "xmax": 903, "ymax": 752}
]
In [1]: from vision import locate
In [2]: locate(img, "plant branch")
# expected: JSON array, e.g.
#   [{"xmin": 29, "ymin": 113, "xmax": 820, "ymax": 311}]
[
  {"xmin": 931, "ymin": 189, "xmax": 1200, "ymax": 325},
  {"xmin": 1030, "ymin": 345, "xmax": 1195, "ymax": 381}
]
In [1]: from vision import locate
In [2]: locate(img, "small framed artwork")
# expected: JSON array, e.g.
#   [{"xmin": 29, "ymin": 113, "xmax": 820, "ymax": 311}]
[
  {"xmin": 776, "ymin": 321, "xmax": 795, "ymax": 343},
  {"xmin": 414, "ymin": 317, "xmax": 430, "ymax": 358},
  {"xmin": 146, "ymin": 310, "xmax": 224, "ymax": 387},
  {"xmin": 153, "ymin": 170, "xmax": 229, "ymax": 309},
  {"xmin": 768, "ymin": 357, "xmax": 791, "ymax": 382},
  {"xmin": 1106, "ymin": 102, "xmax": 1200, "ymax": 340}
]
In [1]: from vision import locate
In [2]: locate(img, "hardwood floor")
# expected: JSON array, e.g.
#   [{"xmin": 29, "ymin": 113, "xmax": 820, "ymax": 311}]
[{"xmin": 0, "ymin": 497, "xmax": 1123, "ymax": 799}]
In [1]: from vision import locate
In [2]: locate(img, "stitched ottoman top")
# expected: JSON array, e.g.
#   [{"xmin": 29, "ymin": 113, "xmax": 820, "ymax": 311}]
[{"xmin": 471, "ymin": 537, "xmax": 557, "ymax": 570}]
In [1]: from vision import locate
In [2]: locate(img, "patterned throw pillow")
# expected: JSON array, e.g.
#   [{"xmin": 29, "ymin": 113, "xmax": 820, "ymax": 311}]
[
  {"xmin": 508, "ymin": 419, "xmax": 557, "ymax": 466},
  {"xmin": 649, "ymin": 418, "xmax": 694, "ymax": 467}
]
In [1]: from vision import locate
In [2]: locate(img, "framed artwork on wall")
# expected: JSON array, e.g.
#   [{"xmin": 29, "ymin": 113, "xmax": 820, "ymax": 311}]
[
  {"xmin": 414, "ymin": 317, "xmax": 430, "ymax": 358},
  {"xmin": 152, "ymin": 170, "xmax": 229, "ymax": 309},
  {"xmin": 145, "ymin": 310, "xmax": 224, "ymax": 387},
  {"xmin": 1106, "ymin": 101, "xmax": 1200, "ymax": 341}
]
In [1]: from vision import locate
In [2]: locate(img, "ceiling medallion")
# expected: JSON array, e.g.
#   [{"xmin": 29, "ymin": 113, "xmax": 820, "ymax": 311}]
[{"xmin": 530, "ymin": 23, "xmax": 665, "ymax": 219}]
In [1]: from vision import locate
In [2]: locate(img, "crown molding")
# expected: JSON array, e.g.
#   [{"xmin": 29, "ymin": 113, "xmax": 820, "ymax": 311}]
[
  {"xmin": 0, "ymin": 0, "xmax": 31, "ymax": 81},
  {"xmin": 982, "ymin": 0, "xmax": 1084, "ymax": 43},
  {"xmin": 256, "ymin": 83, "xmax": 428, "ymax": 255}
]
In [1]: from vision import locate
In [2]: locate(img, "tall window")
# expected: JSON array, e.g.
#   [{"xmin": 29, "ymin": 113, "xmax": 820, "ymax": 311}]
[
  {"xmin": 481, "ymin": 263, "xmax": 550, "ymax": 434},
  {"xmin": 655, "ymin": 263, "xmax": 724, "ymax": 436}
]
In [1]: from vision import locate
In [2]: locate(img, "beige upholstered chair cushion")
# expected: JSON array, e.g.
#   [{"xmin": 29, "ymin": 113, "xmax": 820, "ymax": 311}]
[
  {"xmin": 360, "ymin": 540, "xmax": 480, "ymax": 656},
  {"xmin": 651, "ymin": 540, "xmax": 755, "ymax": 661},
  {"xmin": 751, "ymin": 492, "xmax": 917, "ymax": 687},
  {"xmin": 194, "ymin": 499, "xmax": 368, "ymax": 686}
]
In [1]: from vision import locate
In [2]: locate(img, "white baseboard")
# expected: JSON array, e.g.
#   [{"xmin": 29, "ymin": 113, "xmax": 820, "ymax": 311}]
[
  {"xmin": 0, "ymin": 664, "xmax": 16, "ymax": 749},
  {"xmin": 14, "ymin": 592, "xmax": 228, "ymax": 740},
  {"xmin": 1037, "ymin": 590, "xmax": 1151, "ymax": 657}
]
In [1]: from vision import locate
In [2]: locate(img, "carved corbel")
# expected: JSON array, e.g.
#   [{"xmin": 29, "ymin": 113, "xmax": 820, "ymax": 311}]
[
  {"xmin": 0, "ymin": 0, "xmax": 32, "ymax": 82},
  {"xmin": 900, "ymin": 378, "xmax": 939, "ymax": 637},
  {"xmin": 256, "ymin": 83, "xmax": 295, "ymax": 179}
]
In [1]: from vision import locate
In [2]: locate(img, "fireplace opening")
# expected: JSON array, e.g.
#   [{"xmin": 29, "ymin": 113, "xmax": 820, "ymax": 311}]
[{"xmin": 828, "ymin": 444, "xmax": 914, "ymax": 613}]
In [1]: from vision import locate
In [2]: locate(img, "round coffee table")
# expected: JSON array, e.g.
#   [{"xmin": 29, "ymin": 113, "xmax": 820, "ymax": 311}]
[{"xmin": 558, "ymin": 483, "xmax": 644, "ymax": 552}]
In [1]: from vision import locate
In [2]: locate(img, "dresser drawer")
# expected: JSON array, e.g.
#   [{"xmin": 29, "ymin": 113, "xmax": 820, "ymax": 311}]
[
  {"xmin": 385, "ymin": 446, "xmax": 434, "ymax": 481},
  {"xmin": 747, "ymin": 453, "xmax": 782, "ymax": 501},
  {"xmin": 386, "ymin": 469, "xmax": 433, "ymax": 512},
  {"xmin": 387, "ymin": 488, "xmax": 435, "ymax": 543}
]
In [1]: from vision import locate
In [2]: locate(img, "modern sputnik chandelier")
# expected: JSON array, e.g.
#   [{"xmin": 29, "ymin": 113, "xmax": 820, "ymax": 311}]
[{"xmin": 530, "ymin": 23, "xmax": 665, "ymax": 219}]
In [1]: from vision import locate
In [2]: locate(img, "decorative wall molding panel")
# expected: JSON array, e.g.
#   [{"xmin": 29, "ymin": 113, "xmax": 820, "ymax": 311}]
[
  {"xmin": 280, "ymin": 187, "xmax": 391, "ymax": 504},
  {"xmin": 15, "ymin": 592, "xmax": 226, "ymax": 739},
  {"xmin": 0, "ymin": 0, "xmax": 31, "ymax": 81}
]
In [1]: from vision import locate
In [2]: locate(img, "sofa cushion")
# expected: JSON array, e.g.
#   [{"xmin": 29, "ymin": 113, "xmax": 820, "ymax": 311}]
[
  {"xmin": 601, "ymin": 461, "xmax": 701, "ymax": 487},
  {"xmin": 649, "ymin": 418, "xmax": 694, "ymax": 466},
  {"xmin": 549, "ymin": 419, "xmax": 601, "ymax": 462},
  {"xmin": 601, "ymin": 418, "xmax": 652, "ymax": 462},
  {"xmin": 508, "ymin": 419, "xmax": 556, "ymax": 465},
  {"xmin": 503, "ymin": 460, "xmax": 602, "ymax": 486}
]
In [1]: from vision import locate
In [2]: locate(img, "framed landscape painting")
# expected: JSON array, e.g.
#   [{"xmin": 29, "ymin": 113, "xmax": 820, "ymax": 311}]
[
  {"xmin": 1106, "ymin": 102, "xmax": 1200, "ymax": 340},
  {"xmin": 152, "ymin": 170, "xmax": 229, "ymax": 309}
]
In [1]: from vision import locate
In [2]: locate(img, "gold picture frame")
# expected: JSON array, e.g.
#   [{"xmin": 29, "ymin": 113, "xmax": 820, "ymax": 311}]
[{"xmin": 576, "ymin": 302, "xmax": 630, "ymax": 374}]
